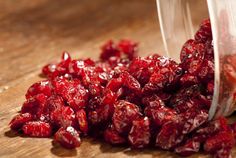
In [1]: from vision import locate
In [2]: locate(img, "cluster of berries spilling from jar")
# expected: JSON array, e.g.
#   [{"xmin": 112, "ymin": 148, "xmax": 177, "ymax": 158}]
[{"xmin": 9, "ymin": 19, "xmax": 236, "ymax": 158}]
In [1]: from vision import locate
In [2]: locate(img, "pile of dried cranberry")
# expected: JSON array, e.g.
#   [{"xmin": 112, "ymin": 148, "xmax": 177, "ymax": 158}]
[{"xmin": 9, "ymin": 19, "xmax": 236, "ymax": 158}]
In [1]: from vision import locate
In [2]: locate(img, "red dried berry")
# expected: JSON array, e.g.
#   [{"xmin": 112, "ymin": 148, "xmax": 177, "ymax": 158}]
[
  {"xmin": 156, "ymin": 120, "xmax": 184, "ymax": 150},
  {"xmin": 195, "ymin": 19, "xmax": 212, "ymax": 43},
  {"xmin": 25, "ymin": 80, "xmax": 52, "ymax": 99},
  {"xmin": 54, "ymin": 126, "xmax": 81, "ymax": 149},
  {"xmin": 128, "ymin": 117, "xmax": 150, "ymax": 148},
  {"xmin": 9, "ymin": 113, "xmax": 33, "ymax": 131},
  {"xmin": 22, "ymin": 121, "xmax": 52, "ymax": 137},
  {"xmin": 100, "ymin": 40, "xmax": 120, "ymax": 60},
  {"xmin": 21, "ymin": 93, "xmax": 47, "ymax": 117},
  {"xmin": 120, "ymin": 71, "xmax": 141, "ymax": 92},
  {"xmin": 181, "ymin": 109, "xmax": 208, "ymax": 134},
  {"xmin": 43, "ymin": 95, "xmax": 64, "ymax": 115},
  {"xmin": 76, "ymin": 109, "xmax": 88, "ymax": 134},
  {"xmin": 112, "ymin": 100, "xmax": 142, "ymax": 135},
  {"xmin": 204, "ymin": 130, "xmax": 235, "ymax": 155},
  {"xmin": 50, "ymin": 106, "xmax": 76, "ymax": 128},
  {"xmin": 118, "ymin": 39, "xmax": 138, "ymax": 59},
  {"xmin": 104, "ymin": 125, "xmax": 126, "ymax": 145},
  {"xmin": 175, "ymin": 139, "xmax": 200, "ymax": 157}
]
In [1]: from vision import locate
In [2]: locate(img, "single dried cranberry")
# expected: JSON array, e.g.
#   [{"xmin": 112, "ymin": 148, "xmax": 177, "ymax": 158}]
[
  {"xmin": 195, "ymin": 19, "xmax": 212, "ymax": 43},
  {"xmin": 54, "ymin": 126, "xmax": 81, "ymax": 149},
  {"xmin": 143, "ymin": 57, "xmax": 182, "ymax": 93},
  {"xmin": 128, "ymin": 117, "xmax": 150, "ymax": 148},
  {"xmin": 101, "ymin": 89, "xmax": 118, "ymax": 106},
  {"xmin": 197, "ymin": 59, "xmax": 214, "ymax": 82},
  {"xmin": 175, "ymin": 139, "xmax": 200, "ymax": 157},
  {"xmin": 204, "ymin": 130, "xmax": 235, "ymax": 156},
  {"xmin": 180, "ymin": 42, "xmax": 205, "ymax": 75},
  {"xmin": 9, "ymin": 113, "xmax": 33, "ymax": 131},
  {"xmin": 120, "ymin": 71, "xmax": 141, "ymax": 92},
  {"xmin": 194, "ymin": 117, "xmax": 228, "ymax": 143},
  {"xmin": 61, "ymin": 81, "xmax": 89, "ymax": 111},
  {"xmin": 100, "ymin": 40, "xmax": 120, "ymax": 60},
  {"xmin": 128, "ymin": 57, "xmax": 151, "ymax": 85},
  {"xmin": 43, "ymin": 95, "xmax": 64, "ymax": 115},
  {"xmin": 145, "ymin": 104, "xmax": 177, "ymax": 127},
  {"xmin": 42, "ymin": 63, "xmax": 57, "ymax": 77},
  {"xmin": 88, "ymin": 83, "xmax": 103, "ymax": 96},
  {"xmin": 50, "ymin": 106, "xmax": 76, "ymax": 128},
  {"xmin": 112, "ymin": 100, "xmax": 142, "ymax": 135},
  {"xmin": 180, "ymin": 73, "xmax": 199, "ymax": 87},
  {"xmin": 156, "ymin": 120, "xmax": 184, "ymax": 150},
  {"xmin": 21, "ymin": 93, "xmax": 47, "ymax": 117},
  {"xmin": 106, "ymin": 77, "xmax": 123, "ymax": 92},
  {"xmin": 104, "ymin": 125, "xmax": 126, "ymax": 145},
  {"xmin": 118, "ymin": 39, "xmax": 138, "ymax": 59},
  {"xmin": 22, "ymin": 121, "xmax": 52, "ymax": 137},
  {"xmin": 76, "ymin": 109, "xmax": 88, "ymax": 135},
  {"xmin": 25, "ymin": 80, "xmax": 52, "ymax": 99},
  {"xmin": 181, "ymin": 109, "xmax": 208, "ymax": 134}
]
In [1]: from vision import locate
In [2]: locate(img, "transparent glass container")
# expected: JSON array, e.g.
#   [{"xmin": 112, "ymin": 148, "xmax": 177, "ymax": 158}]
[{"xmin": 156, "ymin": 0, "xmax": 236, "ymax": 120}]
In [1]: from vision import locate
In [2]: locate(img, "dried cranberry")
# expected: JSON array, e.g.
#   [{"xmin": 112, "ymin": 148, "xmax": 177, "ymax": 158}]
[
  {"xmin": 104, "ymin": 125, "xmax": 126, "ymax": 145},
  {"xmin": 100, "ymin": 40, "xmax": 120, "ymax": 60},
  {"xmin": 76, "ymin": 109, "xmax": 88, "ymax": 134},
  {"xmin": 128, "ymin": 117, "xmax": 150, "ymax": 148},
  {"xmin": 175, "ymin": 139, "xmax": 200, "ymax": 157},
  {"xmin": 204, "ymin": 130, "xmax": 235, "ymax": 157},
  {"xmin": 195, "ymin": 19, "xmax": 212, "ymax": 43},
  {"xmin": 118, "ymin": 39, "xmax": 138, "ymax": 59},
  {"xmin": 112, "ymin": 100, "xmax": 142, "ymax": 135},
  {"xmin": 25, "ymin": 80, "xmax": 52, "ymax": 99},
  {"xmin": 155, "ymin": 120, "xmax": 184, "ymax": 150},
  {"xmin": 22, "ymin": 121, "xmax": 52, "ymax": 137},
  {"xmin": 54, "ymin": 126, "xmax": 81, "ymax": 149},
  {"xmin": 21, "ymin": 93, "xmax": 47, "ymax": 117},
  {"xmin": 50, "ymin": 106, "xmax": 76, "ymax": 128},
  {"xmin": 9, "ymin": 113, "xmax": 33, "ymax": 131}
]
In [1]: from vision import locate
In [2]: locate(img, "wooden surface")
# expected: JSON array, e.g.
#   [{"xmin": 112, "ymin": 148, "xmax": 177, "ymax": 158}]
[{"xmin": 0, "ymin": 0, "xmax": 235, "ymax": 158}]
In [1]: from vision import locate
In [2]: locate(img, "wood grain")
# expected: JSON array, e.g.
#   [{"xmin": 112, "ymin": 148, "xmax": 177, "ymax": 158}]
[{"xmin": 0, "ymin": 0, "xmax": 235, "ymax": 158}]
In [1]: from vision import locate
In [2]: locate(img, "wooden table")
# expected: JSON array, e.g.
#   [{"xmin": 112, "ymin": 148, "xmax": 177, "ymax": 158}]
[{"xmin": 0, "ymin": 0, "xmax": 235, "ymax": 157}]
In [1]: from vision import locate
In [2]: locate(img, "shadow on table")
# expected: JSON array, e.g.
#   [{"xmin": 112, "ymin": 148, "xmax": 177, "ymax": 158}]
[{"xmin": 50, "ymin": 140, "xmax": 77, "ymax": 157}]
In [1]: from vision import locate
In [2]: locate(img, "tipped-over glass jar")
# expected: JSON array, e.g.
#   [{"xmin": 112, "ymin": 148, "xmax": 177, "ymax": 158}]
[{"xmin": 156, "ymin": 0, "xmax": 236, "ymax": 120}]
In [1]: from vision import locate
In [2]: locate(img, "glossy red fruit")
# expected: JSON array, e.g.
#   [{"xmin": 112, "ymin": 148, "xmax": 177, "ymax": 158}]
[
  {"xmin": 22, "ymin": 121, "xmax": 52, "ymax": 137},
  {"xmin": 128, "ymin": 117, "xmax": 150, "ymax": 148},
  {"xmin": 60, "ymin": 81, "xmax": 89, "ymax": 111},
  {"xmin": 9, "ymin": 113, "xmax": 33, "ymax": 131},
  {"xmin": 21, "ymin": 93, "xmax": 47, "ymax": 117},
  {"xmin": 43, "ymin": 95, "xmax": 64, "ymax": 115},
  {"xmin": 54, "ymin": 126, "xmax": 81, "ymax": 149},
  {"xmin": 156, "ymin": 120, "xmax": 184, "ymax": 150},
  {"xmin": 112, "ymin": 100, "xmax": 142, "ymax": 134},
  {"xmin": 195, "ymin": 19, "xmax": 212, "ymax": 43},
  {"xmin": 175, "ymin": 139, "xmax": 200, "ymax": 157},
  {"xmin": 118, "ymin": 39, "xmax": 138, "ymax": 59},
  {"xmin": 145, "ymin": 104, "xmax": 177, "ymax": 127},
  {"xmin": 180, "ymin": 73, "xmax": 199, "ymax": 87},
  {"xmin": 76, "ymin": 109, "xmax": 88, "ymax": 134},
  {"xmin": 104, "ymin": 125, "xmax": 126, "ymax": 145},
  {"xmin": 100, "ymin": 40, "xmax": 120, "ymax": 61},
  {"xmin": 50, "ymin": 106, "xmax": 76, "ymax": 128},
  {"xmin": 120, "ymin": 71, "xmax": 141, "ymax": 92},
  {"xmin": 42, "ymin": 63, "xmax": 57, "ymax": 77},
  {"xmin": 204, "ymin": 130, "xmax": 235, "ymax": 156},
  {"xmin": 143, "ymin": 57, "xmax": 182, "ymax": 93},
  {"xmin": 25, "ymin": 80, "xmax": 52, "ymax": 99},
  {"xmin": 181, "ymin": 109, "xmax": 208, "ymax": 134},
  {"xmin": 180, "ymin": 42, "xmax": 205, "ymax": 75}
]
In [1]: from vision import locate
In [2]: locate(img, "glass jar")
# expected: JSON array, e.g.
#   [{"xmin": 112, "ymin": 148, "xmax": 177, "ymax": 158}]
[{"xmin": 156, "ymin": 0, "xmax": 236, "ymax": 119}]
